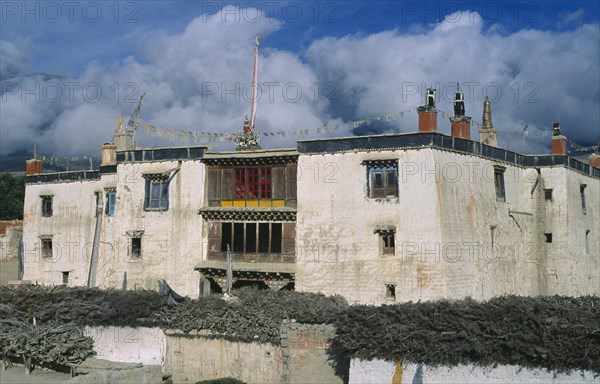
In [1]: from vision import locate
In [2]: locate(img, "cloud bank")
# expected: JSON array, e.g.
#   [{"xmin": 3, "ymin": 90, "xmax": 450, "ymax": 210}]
[{"xmin": 1, "ymin": 8, "xmax": 598, "ymax": 157}]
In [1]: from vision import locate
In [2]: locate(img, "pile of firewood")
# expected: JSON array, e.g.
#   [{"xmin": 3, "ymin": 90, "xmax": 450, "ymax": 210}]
[
  {"xmin": 332, "ymin": 295, "xmax": 600, "ymax": 373},
  {"xmin": 0, "ymin": 319, "xmax": 96, "ymax": 369},
  {"xmin": 154, "ymin": 288, "xmax": 348, "ymax": 343}
]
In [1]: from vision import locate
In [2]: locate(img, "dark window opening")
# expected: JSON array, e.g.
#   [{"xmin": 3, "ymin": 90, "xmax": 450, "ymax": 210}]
[
  {"xmin": 385, "ymin": 284, "xmax": 396, "ymax": 301},
  {"xmin": 41, "ymin": 196, "xmax": 53, "ymax": 217},
  {"xmin": 206, "ymin": 277, "xmax": 223, "ymax": 294},
  {"xmin": 233, "ymin": 223, "xmax": 244, "ymax": 252},
  {"xmin": 258, "ymin": 223, "xmax": 270, "ymax": 253},
  {"xmin": 494, "ymin": 167, "xmax": 506, "ymax": 202},
  {"xmin": 220, "ymin": 222, "xmax": 282, "ymax": 254},
  {"xmin": 144, "ymin": 179, "xmax": 169, "ymax": 211},
  {"xmin": 585, "ymin": 230, "xmax": 590, "ymax": 255},
  {"xmin": 105, "ymin": 190, "xmax": 116, "ymax": 216},
  {"xmin": 544, "ymin": 233, "xmax": 553, "ymax": 243},
  {"xmin": 246, "ymin": 223, "xmax": 257, "ymax": 253},
  {"xmin": 544, "ymin": 189, "xmax": 553, "ymax": 201},
  {"xmin": 232, "ymin": 280, "xmax": 269, "ymax": 290},
  {"xmin": 41, "ymin": 238, "xmax": 52, "ymax": 258},
  {"xmin": 580, "ymin": 184, "xmax": 587, "ymax": 215},
  {"xmin": 369, "ymin": 166, "xmax": 398, "ymax": 198},
  {"xmin": 131, "ymin": 237, "xmax": 142, "ymax": 258},
  {"xmin": 62, "ymin": 271, "xmax": 69, "ymax": 285}
]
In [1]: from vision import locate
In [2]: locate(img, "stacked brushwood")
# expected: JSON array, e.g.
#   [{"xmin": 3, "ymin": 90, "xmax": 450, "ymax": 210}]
[
  {"xmin": 0, "ymin": 285, "xmax": 164, "ymax": 327},
  {"xmin": 0, "ymin": 285, "xmax": 165, "ymax": 369},
  {"xmin": 155, "ymin": 288, "xmax": 348, "ymax": 343},
  {"xmin": 0, "ymin": 319, "xmax": 95, "ymax": 367},
  {"xmin": 333, "ymin": 295, "xmax": 600, "ymax": 373}
]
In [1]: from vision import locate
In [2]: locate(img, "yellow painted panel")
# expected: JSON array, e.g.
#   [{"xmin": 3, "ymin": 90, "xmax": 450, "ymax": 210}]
[
  {"xmin": 271, "ymin": 200, "xmax": 285, "ymax": 207},
  {"xmin": 392, "ymin": 362, "xmax": 403, "ymax": 384},
  {"xmin": 246, "ymin": 200, "xmax": 259, "ymax": 207},
  {"xmin": 233, "ymin": 200, "xmax": 247, "ymax": 207},
  {"xmin": 221, "ymin": 201, "xmax": 233, "ymax": 207}
]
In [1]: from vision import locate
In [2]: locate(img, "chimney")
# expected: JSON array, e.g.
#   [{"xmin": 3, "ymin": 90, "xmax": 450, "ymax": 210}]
[
  {"xmin": 101, "ymin": 143, "xmax": 117, "ymax": 166},
  {"xmin": 479, "ymin": 96, "xmax": 498, "ymax": 147},
  {"xmin": 25, "ymin": 159, "xmax": 42, "ymax": 176},
  {"xmin": 449, "ymin": 84, "xmax": 471, "ymax": 140},
  {"xmin": 417, "ymin": 87, "xmax": 437, "ymax": 133},
  {"xmin": 551, "ymin": 122, "xmax": 567, "ymax": 156}
]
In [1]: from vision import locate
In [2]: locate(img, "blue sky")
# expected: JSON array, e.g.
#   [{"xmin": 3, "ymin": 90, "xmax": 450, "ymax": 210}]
[{"xmin": 1, "ymin": 1, "xmax": 599, "ymax": 156}]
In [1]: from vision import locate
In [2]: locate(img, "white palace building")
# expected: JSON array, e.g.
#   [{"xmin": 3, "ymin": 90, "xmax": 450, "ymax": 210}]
[{"xmin": 20, "ymin": 82, "xmax": 600, "ymax": 305}]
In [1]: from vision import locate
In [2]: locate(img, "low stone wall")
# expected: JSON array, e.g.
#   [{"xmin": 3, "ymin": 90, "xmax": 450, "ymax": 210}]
[
  {"xmin": 164, "ymin": 330, "xmax": 282, "ymax": 383},
  {"xmin": 280, "ymin": 321, "xmax": 348, "ymax": 384},
  {"xmin": 349, "ymin": 359, "xmax": 598, "ymax": 384},
  {"xmin": 84, "ymin": 327, "xmax": 166, "ymax": 367}
]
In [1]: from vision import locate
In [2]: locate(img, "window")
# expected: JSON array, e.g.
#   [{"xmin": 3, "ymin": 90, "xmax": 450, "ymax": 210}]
[
  {"xmin": 585, "ymin": 230, "xmax": 590, "ymax": 255},
  {"xmin": 144, "ymin": 178, "xmax": 169, "ymax": 211},
  {"xmin": 41, "ymin": 238, "xmax": 52, "ymax": 258},
  {"xmin": 494, "ymin": 167, "xmax": 506, "ymax": 202},
  {"xmin": 131, "ymin": 237, "xmax": 142, "ymax": 259},
  {"xmin": 62, "ymin": 271, "xmax": 69, "ymax": 285},
  {"xmin": 381, "ymin": 234, "xmax": 395, "ymax": 255},
  {"xmin": 544, "ymin": 233, "xmax": 553, "ymax": 243},
  {"xmin": 580, "ymin": 184, "xmax": 587, "ymax": 215},
  {"xmin": 41, "ymin": 196, "xmax": 53, "ymax": 217},
  {"xmin": 234, "ymin": 167, "xmax": 272, "ymax": 199},
  {"xmin": 368, "ymin": 165, "xmax": 398, "ymax": 198},
  {"xmin": 375, "ymin": 227, "xmax": 396, "ymax": 256},
  {"xmin": 105, "ymin": 190, "xmax": 116, "ymax": 216},
  {"xmin": 385, "ymin": 284, "xmax": 396, "ymax": 301},
  {"xmin": 221, "ymin": 222, "xmax": 282, "ymax": 254},
  {"xmin": 544, "ymin": 189, "xmax": 553, "ymax": 201},
  {"xmin": 207, "ymin": 164, "xmax": 296, "ymax": 207}
]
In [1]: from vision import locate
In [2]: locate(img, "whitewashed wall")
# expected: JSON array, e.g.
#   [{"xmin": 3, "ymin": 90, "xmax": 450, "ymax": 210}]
[
  {"xmin": 84, "ymin": 326, "xmax": 166, "ymax": 367},
  {"xmin": 296, "ymin": 148, "xmax": 600, "ymax": 305},
  {"xmin": 22, "ymin": 158, "xmax": 207, "ymax": 298},
  {"xmin": 349, "ymin": 359, "xmax": 598, "ymax": 384}
]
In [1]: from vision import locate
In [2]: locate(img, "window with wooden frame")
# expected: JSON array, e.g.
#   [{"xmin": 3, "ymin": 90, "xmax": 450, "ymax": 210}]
[
  {"xmin": 364, "ymin": 160, "xmax": 398, "ymax": 199},
  {"xmin": 374, "ymin": 226, "xmax": 396, "ymax": 256},
  {"xmin": 40, "ymin": 237, "xmax": 53, "ymax": 258},
  {"xmin": 234, "ymin": 167, "xmax": 272, "ymax": 199},
  {"xmin": 41, "ymin": 195, "xmax": 53, "ymax": 217},
  {"xmin": 206, "ymin": 164, "xmax": 297, "ymax": 207},
  {"xmin": 143, "ymin": 175, "xmax": 169, "ymax": 211},
  {"xmin": 105, "ymin": 189, "xmax": 116, "ymax": 216},
  {"xmin": 207, "ymin": 222, "xmax": 295, "ymax": 262}
]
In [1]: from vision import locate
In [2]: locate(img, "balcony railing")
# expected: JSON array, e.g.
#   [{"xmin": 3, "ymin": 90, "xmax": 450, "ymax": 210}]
[{"xmin": 207, "ymin": 251, "xmax": 295, "ymax": 263}]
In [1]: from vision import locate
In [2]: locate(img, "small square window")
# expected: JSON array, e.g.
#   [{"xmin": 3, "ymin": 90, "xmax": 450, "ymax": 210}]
[
  {"xmin": 385, "ymin": 284, "xmax": 396, "ymax": 301},
  {"xmin": 41, "ymin": 238, "xmax": 52, "ymax": 258},
  {"xmin": 62, "ymin": 271, "xmax": 69, "ymax": 285},
  {"xmin": 544, "ymin": 189, "xmax": 553, "ymax": 201},
  {"xmin": 544, "ymin": 233, "xmax": 553, "ymax": 243},
  {"xmin": 131, "ymin": 237, "xmax": 142, "ymax": 259},
  {"xmin": 41, "ymin": 196, "xmax": 53, "ymax": 217}
]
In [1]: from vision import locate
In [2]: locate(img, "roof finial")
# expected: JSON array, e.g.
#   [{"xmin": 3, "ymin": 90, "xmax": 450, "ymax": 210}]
[{"xmin": 482, "ymin": 95, "xmax": 493, "ymax": 130}]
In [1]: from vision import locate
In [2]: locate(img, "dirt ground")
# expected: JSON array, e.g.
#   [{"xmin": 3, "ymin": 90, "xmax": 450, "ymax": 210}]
[{"xmin": 0, "ymin": 366, "xmax": 70, "ymax": 384}]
